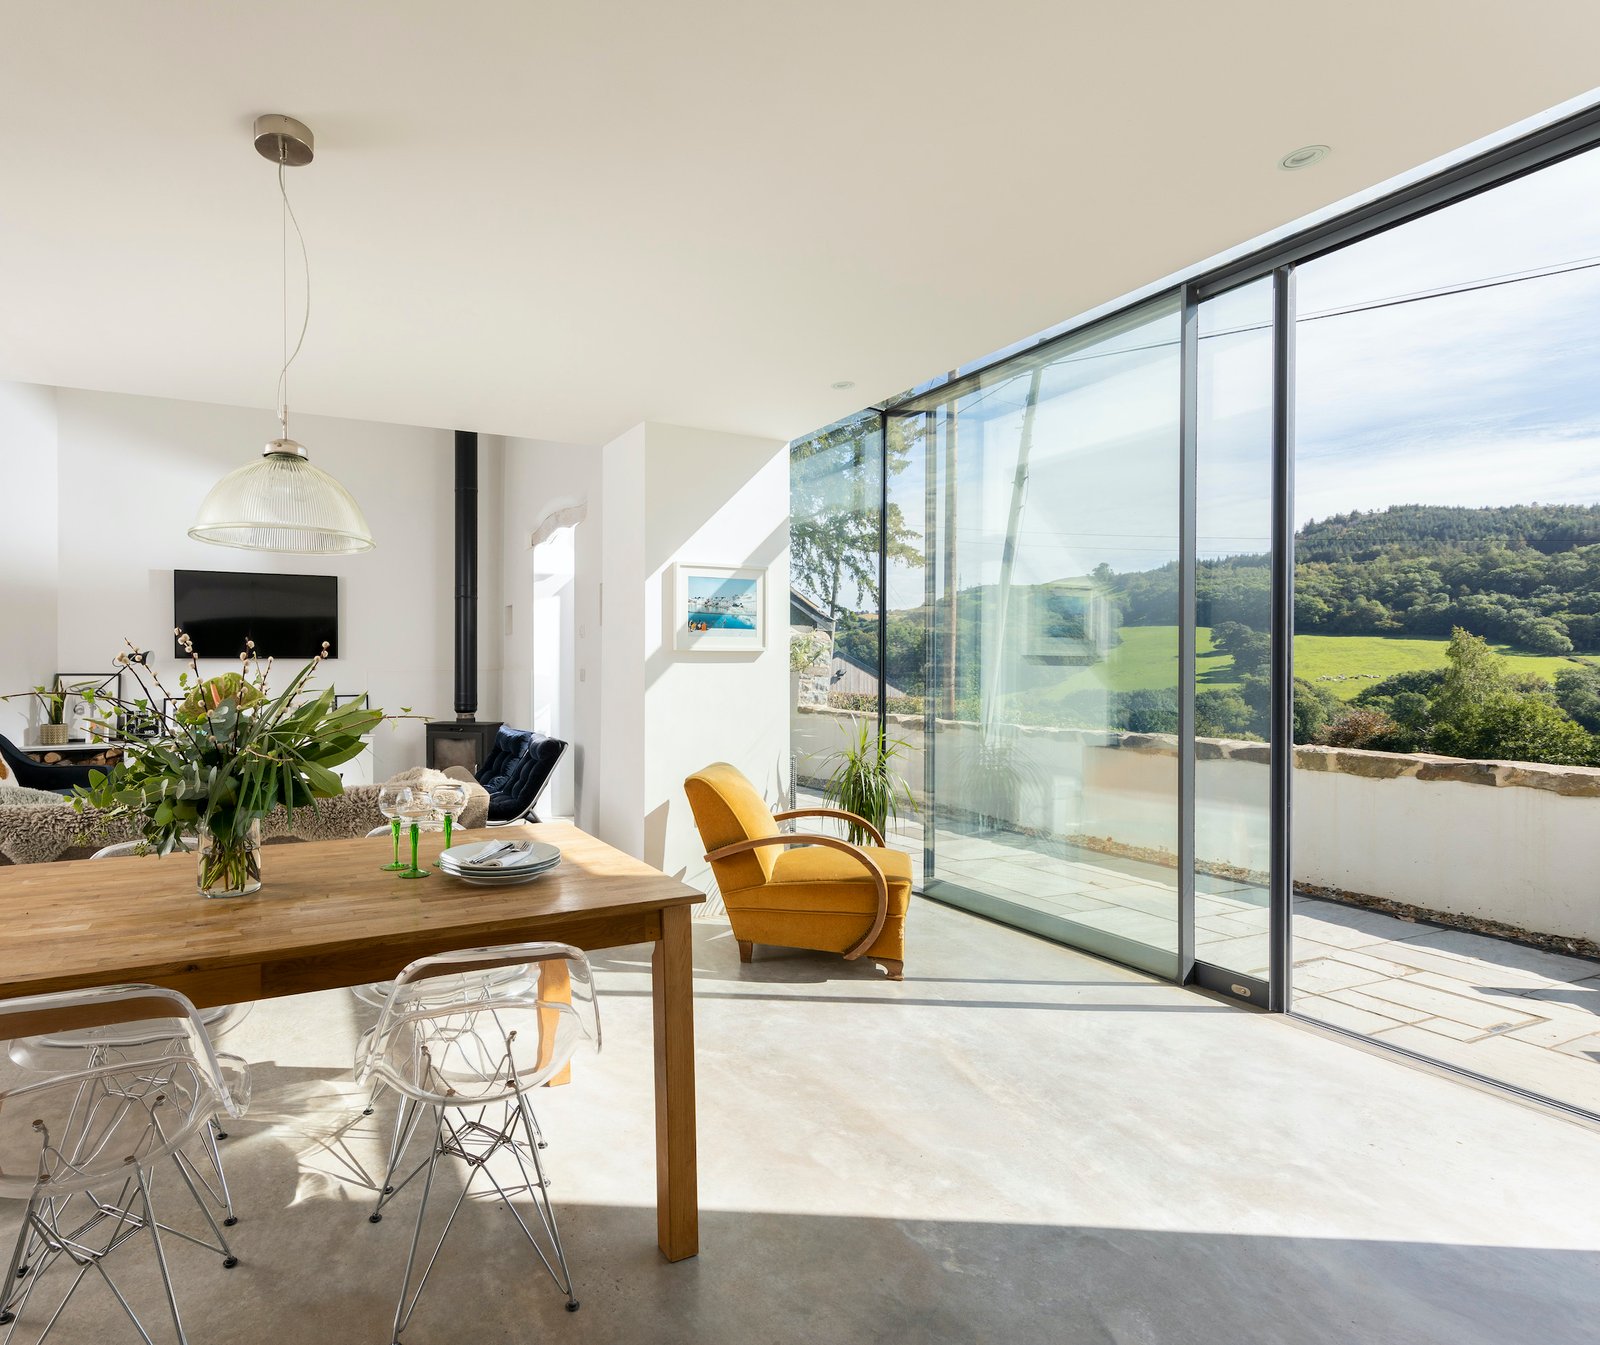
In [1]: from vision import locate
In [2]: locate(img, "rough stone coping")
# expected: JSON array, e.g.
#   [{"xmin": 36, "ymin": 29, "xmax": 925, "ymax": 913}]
[{"xmin": 797, "ymin": 704, "xmax": 1600, "ymax": 797}]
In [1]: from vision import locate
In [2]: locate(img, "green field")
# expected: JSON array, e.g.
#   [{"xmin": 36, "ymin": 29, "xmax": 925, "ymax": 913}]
[{"xmin": 1035, "ymin": 627, "xmax": 1591, "ymax": 703}]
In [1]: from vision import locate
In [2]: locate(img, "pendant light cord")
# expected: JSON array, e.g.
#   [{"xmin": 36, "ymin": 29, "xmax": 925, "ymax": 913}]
[{"xmin": 276, "ymin": 160, "xmax": 311, "ymax": 440}]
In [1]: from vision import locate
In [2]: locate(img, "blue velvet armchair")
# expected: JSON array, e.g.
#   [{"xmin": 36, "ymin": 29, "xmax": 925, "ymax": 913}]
[{"xmin": 474, "ymin": 727, "xmax": 567, "ymax": 824}]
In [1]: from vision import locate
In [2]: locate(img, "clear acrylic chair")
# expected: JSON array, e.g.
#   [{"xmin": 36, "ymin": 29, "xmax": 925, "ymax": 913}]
[
  {"xmin": 355, "ymin": 943, "xmax": 600, "ymax": 1342},
  {"xmin": 345, "ymin": 841, "xmax": 525, "ymax": 1113},
  {"xmin": 7, "ymin": 840, "xmax": 250, "ymax": 1226},
  {"xmin": 0, "ymin": 984, "xmax": 250, "ymax": 1344}
]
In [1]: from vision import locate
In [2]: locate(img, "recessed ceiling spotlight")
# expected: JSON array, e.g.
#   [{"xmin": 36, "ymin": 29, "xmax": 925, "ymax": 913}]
[
  {"xmin": 831, "ymin": 380, "xmax": 856, "ymax": 390},
  {"xmin": 1279, "ymin": 144, "xmax": 1331, "ymax": 171}
]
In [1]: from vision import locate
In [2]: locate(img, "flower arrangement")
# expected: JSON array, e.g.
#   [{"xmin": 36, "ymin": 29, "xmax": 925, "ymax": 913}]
[{"xmin": 74, "ymin": 632, "xmax": 383, "ymax": 896}]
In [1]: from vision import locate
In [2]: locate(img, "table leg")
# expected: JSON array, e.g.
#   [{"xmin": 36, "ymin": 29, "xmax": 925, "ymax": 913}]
[
  {"xmin": 536, "ymin": 961, "xmax": 573, "ymax": 1088},
  {"xmin": 652, "ymin": 904, "xmax": 698, "ymax": 1260}
]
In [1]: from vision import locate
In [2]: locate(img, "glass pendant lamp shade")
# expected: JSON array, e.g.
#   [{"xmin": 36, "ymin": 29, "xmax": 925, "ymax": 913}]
[
  {"xmin": 192, "ymin": 116, "xmax": 375, "ymax": 556},
  {"xmin": 188, "ymin": 441, "xmax": 375, "ymax": 554}
]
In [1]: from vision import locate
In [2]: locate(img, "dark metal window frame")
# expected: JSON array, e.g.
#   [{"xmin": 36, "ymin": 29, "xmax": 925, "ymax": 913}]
[{"xmin": 835, "ymin": 99, "xmax": 1600, "ymax": 1116}]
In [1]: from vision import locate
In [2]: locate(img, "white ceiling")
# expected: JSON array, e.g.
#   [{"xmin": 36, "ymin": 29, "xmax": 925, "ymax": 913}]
[{"xmin": 3, "ymin": 2, "xmax": 1599, "ymax": 447}]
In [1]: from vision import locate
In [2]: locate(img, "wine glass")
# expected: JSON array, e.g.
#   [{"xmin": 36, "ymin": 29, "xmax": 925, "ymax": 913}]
[
  {"xmin": 429, "ymin": 782, "xmax": 468, "ymax": 863},
  {"xmin": 377, "ymin": 785, "xmax": 412, "ymax": 872},
  {"xmin": 397, "ymin": 790, "xmax": 437, "ymax": 880}
]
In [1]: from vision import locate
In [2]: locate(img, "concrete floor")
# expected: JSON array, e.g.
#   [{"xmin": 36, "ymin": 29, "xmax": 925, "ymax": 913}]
[
  {"xmin": 3, "ymin": 899, "xmax": 1599, "ymax": 1344},
  {"xmin": 861, "ymin": 794, "xmax": 1600, "ymax": 1114}
]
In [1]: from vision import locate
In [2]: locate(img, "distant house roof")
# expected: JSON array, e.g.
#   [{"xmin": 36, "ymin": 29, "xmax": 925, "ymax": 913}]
[
  {"xmin": 829, "ymin": 648, "xmax": 905, "ymax": 700},
  {"xmin": 790, "ymin": 588, "xmax": 834, "ymax": 631}
]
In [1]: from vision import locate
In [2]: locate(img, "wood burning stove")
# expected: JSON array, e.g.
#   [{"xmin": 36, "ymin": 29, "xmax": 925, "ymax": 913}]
[{"xmin": 426, "ymin": 431, "xmax": 501, "ymax": 773}]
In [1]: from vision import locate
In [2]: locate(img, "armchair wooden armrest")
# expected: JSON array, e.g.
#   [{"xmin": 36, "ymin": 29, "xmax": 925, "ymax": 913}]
[
  {"xmin": 771, "ymin": 806, "xmax": 886, "ymax": 848},
  {"xmin": 703, "ymin": 832, "xmax": 888, "ymax": 959}
]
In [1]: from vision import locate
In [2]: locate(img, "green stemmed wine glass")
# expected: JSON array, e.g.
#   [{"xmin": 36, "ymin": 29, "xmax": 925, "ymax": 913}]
[
  {"xmin": 398, "ymin": 792, "xmax": 435, "ymax": 880},
  {"xmin": 429, "ymin": 782, "xmax": 468, "ymax": 867},
  {"xmin": 377, "ymin": 785, "xmax": 412, "ymax": 872}
]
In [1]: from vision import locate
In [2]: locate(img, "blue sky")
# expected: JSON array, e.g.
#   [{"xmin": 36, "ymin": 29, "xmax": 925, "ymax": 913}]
[{"xmin": 862, "ymin": 142, "xmax": 1600, "ymax": 612}]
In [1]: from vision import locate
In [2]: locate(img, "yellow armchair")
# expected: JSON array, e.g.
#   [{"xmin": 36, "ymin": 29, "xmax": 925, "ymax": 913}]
[{"xmin": 684, "ymin": 762, "xmax": 910, "ymax": 980}]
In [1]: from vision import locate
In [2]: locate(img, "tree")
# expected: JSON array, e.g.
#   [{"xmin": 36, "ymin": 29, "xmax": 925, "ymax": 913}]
[
  {"xmin": 1195, "ymin": 688, "xmax": 1254, "ymax": 739},
  {"xmin": 790, "ymin": 417, "xmax": 924, "ymax": 619},
  {"xmin": 1430, "ymin": 628, "xmax": 1507, "ymax": 728},
  {"xmin": 1553, "ymin": 664, "xmax": 1600, "ymax": 733},
  {"xmin": 1439, "ymin": 692, "xmax": 1595, "ymax": 766},
  {"xmin": 1321, "ymin": 707, "xmax": 1403, "ymax": 750},
  {"xmin": 1292, "ymin": 679, "xmax": 1344, "ymax": 743}
]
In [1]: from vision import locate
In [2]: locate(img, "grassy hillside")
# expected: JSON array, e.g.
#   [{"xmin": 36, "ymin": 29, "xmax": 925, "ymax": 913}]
[{"xmin": 1028, "ymin": 627, "xmax": 1588, "ymax": 705}]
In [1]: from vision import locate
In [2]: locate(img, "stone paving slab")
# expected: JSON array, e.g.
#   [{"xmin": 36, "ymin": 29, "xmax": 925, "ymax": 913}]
[{"xmin": 805, "ymin": 792, "xmax": 1600, "ymax": 1112}]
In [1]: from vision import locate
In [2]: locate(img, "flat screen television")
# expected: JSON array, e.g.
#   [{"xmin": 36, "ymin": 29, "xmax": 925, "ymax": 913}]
[{"xmin": 173, "ymin": 570, "xmax": 339, "ymax": 660}]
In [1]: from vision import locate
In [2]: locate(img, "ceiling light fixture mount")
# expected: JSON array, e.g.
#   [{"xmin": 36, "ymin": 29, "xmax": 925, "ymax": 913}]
[
  {"xmin": 252, "ymin": 113, "xmax": 314, "ymax": 167},
  {"xmin": 1279, "ymin": 144, "xmax": 1331, "ymax": 171},
  {"xmin": 188, "ymin": 114, "xmax": 374, "ymax": 555}
]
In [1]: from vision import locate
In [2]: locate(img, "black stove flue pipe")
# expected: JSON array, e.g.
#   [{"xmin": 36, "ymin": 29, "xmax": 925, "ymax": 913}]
[{"xmin": 453, "ymin": 430, "xmax": 478, "ymax": 721}]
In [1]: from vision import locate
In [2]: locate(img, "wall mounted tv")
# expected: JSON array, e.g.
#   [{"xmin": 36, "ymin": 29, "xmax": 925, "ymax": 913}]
[{"xmin": 173, "ymin": 570, "xmax": 339, "ymax": 660}]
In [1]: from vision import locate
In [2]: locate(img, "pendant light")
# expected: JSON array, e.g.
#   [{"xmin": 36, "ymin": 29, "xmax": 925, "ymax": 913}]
[{"xmin": 188, "ymin": 115, "xmax": 375, "ymax": 554}]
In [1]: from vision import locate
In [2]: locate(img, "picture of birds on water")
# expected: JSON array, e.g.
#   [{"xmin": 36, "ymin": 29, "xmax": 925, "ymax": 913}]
[{"xmin": 674, "ymin": 564, "xmax": 765, "ymax": 652}]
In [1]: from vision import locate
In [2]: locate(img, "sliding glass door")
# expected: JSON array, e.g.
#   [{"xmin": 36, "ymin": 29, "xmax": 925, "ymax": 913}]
[
  {"xmin": 787, "ymin": 104, "xmax": 1600, "ymax": 1117},
  {"xmin": 1190, "ymin": 278, "xmax": 1277, "ymax": 993},
  {"xmin": 901, "ymin": 297, "xmax": 1185, "ymax": 978}
]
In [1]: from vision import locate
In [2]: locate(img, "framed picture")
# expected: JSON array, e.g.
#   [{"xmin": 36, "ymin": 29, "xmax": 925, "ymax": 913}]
[
  {"xmin": 672, "ymin": 564, "xmax": 765, "ymax": 653},
  {"xmin": 54, "ymin": 672, "xmax": 125, "ymax": 742},
  {"xmin": 333, "ymin": 693, "xmax": 369, "ymax": 710},
  {"xmin": 1024, "ymin": 582, "xmax": 1113, "ymax": 666},
  {"xmin": 122, "ymin": 706, "xmax": 164, "ymax": 740}
]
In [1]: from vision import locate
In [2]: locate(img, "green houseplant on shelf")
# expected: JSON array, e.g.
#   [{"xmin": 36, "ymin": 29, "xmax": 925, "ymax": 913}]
[
  {"xmin": 32, "ymin": 684, "xmax": 69, "ymax": 746},
  {"xmin": 74, "ymin": 633, "xmax": 383, "ymax": 897},
  {"xmin": 823, "ymin": 717, "xmax": 916, "ymax": 847}
]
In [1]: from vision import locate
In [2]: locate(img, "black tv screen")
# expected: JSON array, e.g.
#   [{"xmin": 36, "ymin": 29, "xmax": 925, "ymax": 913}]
[{"xmin": 174, "ymin": 570, "xmax": 339, "ymax": 660}]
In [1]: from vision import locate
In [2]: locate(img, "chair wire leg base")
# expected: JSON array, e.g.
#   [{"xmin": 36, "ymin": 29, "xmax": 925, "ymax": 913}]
[
  {"xmin": 369, "ymin": 1096, "xmax": 426, "ymax": 1223},
  {"xmin": 385, "ymin": 1095, "xmax": 579, "ymax": 1339}
]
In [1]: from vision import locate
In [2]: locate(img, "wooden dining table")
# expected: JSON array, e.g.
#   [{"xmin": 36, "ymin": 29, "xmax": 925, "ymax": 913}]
[{"xmin": 0, "ymin": 820, "xmax": 704, "ymax": 1262}]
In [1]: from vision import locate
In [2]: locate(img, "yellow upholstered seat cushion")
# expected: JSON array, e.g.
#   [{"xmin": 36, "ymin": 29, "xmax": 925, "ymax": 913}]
[{"xmin": 733, "ymin": 844, "xmax": 913, "ymax": 917}]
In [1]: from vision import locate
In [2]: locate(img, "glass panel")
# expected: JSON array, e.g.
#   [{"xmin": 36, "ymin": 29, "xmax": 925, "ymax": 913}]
[
  {"xmin": 1291, "ymin": 144, "xmax": 1600, "ymax": 1114},
  {"xmin": 789, "ymin": 414, "xmax": 926, "ymax": 882},
  {"xmin": 1193, "ymin": 279, "xmax": 1275, "ymax": 981},
  {"xmin": 918, "ymin": 297, "xmax": 1184, "ymax": 978}
]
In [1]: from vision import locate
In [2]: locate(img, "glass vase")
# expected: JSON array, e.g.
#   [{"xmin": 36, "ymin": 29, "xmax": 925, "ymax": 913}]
[{"xmin": 197, "ymin": 821, "xmax": 263, "ymax": 898}]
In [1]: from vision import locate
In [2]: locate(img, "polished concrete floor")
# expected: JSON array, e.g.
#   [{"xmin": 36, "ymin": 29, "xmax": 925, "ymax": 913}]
[
  {"xmin": 3, "ymin": 899, "xmax": 1599, "ymax": 1344},
  {"xmin": 851, "ymin": 792, "xmax": 1600, "ymax": 1114}
]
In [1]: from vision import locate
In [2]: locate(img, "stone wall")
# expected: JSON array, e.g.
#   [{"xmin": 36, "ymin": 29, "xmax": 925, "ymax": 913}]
[{"xmin": 792, "ymin": 704, "xmax": 1600, "ymax": 944}]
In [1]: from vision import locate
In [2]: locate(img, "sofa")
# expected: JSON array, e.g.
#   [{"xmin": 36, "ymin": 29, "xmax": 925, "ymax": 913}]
[{"xmin": 0, "ymin": 768, "xmax": 491, "ymax": 866}]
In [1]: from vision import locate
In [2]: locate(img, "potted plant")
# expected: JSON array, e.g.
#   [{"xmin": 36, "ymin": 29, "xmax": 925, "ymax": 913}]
[
  {"xmin": 75, "ymin": 634, "xmax": 382, "ymax": 897},
  {"xmin": 824, "ymin": 717, "xmax": 916, "ymax": 846},
  {"xmin": 33, "ymin": 684, "xmax": 69, "ymax": 746},
  {"xmin": 789, "ymin": 632, "xmax": 828, "ymax": 710}
]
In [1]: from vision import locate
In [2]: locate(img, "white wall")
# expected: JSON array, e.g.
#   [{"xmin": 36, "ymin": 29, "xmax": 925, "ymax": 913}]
[
  {"xmin": 595, "ymin": 425, "xmax": 649, "ymax": 854},
  {"xmin": 44, "ymin": 388, "xmax": 500, "ymax": 778},
  {"xmin": 0, "ymin": 383, "xmax": 60, "ymax": 745},
  {"xmin": 500, "ymin": 435, "xmax": 602, "ymax": 825},
  {"xmin": 592, "ymin": 422, "xmax": 788, "ymax": 885}
]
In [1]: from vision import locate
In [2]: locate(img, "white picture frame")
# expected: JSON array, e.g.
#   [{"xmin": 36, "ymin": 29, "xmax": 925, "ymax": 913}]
[{"xmin": 672, "ymin": 564, "xmax": 765, "ymax": 653}]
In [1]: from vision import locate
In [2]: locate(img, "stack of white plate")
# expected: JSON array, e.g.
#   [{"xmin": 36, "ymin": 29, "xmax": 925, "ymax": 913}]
[{"xmin": 439, "ymin": 839, "xmax": 562, "ymax": 887}]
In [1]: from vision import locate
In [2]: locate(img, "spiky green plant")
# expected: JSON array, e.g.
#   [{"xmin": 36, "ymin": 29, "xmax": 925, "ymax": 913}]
[{"xmin": 824, "ymin": 718, "xmax": 916, "ymax": 846}]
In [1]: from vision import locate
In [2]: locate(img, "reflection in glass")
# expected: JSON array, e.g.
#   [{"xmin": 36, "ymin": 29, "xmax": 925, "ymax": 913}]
[
  {"xmin": 909, "ymin": 296, "xmax": 1184, "ymax": 977},
  {"xmin": 1193, "ymin": 279, "xmax": 1275, "ymax": 981},
  {"xmin": 789, "ymin": 413, "xmax": 926, "ymax": 878}
]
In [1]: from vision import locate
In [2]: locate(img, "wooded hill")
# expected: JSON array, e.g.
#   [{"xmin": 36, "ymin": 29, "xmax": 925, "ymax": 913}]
[{"xmin": 1111, "ymin": 503, "xmax": 1600, "ymax": 655}]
